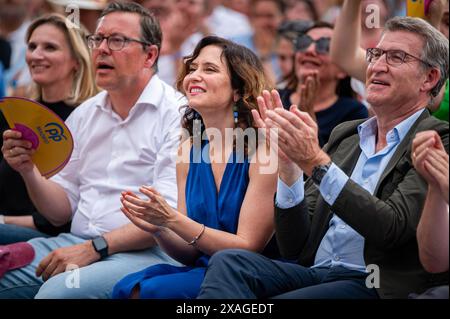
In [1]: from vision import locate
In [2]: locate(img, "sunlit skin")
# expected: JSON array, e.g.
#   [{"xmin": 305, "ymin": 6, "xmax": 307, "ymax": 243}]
[
  {"xmin": 92, "ymin": 12, "xmax": 155, "ymax": 94},
  {"xmin": 366, "ymin": 31, "xmax": 431, "ymax": 114},
  {"xmin": 295, "ymin": 27, "xmax": 344, "ymax": 83},
  {"xmin": 360, "ymin": 0, "xmax": 388, "ymax": 49},
  {"xmin": 365, "ymin": 30, "xmax": 440, "ymax": 153},
  {"xmin": 25, "ymin": 24, "xmax": 78, "ymax": 102},
  {"xmin": 182, "ymin": 45, "xmax": 237, "ymax": 127}
]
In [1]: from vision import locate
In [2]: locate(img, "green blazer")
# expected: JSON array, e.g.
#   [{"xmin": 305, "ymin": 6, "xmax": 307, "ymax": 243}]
[{"xmin": 275, "ymin": 110, "xmax": 449, "ymax": 299}]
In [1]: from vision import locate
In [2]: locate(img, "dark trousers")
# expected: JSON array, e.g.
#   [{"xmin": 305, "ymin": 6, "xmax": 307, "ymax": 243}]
[
  {"xmin": 198, "ymin": 249, "xmax": 379, "ymax": 299},
  {"xmin": 410, "ymin": 286, "xmax": 449, "ymax": 299}
]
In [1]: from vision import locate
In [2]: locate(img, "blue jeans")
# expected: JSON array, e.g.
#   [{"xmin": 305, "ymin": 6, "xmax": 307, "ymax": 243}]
[
  {"xmin": 0, "ymin": 233, "xmax": 179, "ymax": 299},
  {"xmin": 0, "ymin": 223, "xmax": 49, "ymax": 244},
  {"xmin": 198, "ymin": 249, "xmax": 379, "ymax": 299}
]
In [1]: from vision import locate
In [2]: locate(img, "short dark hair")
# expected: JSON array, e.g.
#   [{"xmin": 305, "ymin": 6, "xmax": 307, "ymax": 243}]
[
  {"xmin": 100, "ymin": 1, "xmax": 162, "ymax": 71},
  {"xmin": 278, "ymin": 19, "xmax": 314, "ymax": 41}
]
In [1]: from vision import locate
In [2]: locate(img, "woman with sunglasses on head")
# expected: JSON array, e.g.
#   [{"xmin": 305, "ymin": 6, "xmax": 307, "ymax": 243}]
[
  {"xmin": 0, "ymin": 14, "xmax": 98, "ymax": 244},
  {"xmin": 278, "ymin": 22, "xmax": 368, "ymax": 147}
]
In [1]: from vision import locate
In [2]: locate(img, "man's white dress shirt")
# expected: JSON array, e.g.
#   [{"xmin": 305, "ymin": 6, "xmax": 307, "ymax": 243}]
[{"xmin": 51, "ymin": 75, "xmax": 185, "ymax": 239}]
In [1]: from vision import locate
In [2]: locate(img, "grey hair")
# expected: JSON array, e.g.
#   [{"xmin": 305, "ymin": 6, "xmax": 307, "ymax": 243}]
[{"xmin": 384, "ymin": 16, "xmax": 449, "ymax": 98}]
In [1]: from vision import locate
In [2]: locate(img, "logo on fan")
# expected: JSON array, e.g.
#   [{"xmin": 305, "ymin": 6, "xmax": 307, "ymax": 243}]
[{"xmin": 44, "ymin": 122, "xmax": 67, "ymax": 142}]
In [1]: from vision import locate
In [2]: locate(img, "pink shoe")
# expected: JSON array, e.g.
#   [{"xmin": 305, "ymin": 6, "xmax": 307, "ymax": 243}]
[{"xmin": 0, "ymin": 242, "xmax": 35, "ymax": 278}]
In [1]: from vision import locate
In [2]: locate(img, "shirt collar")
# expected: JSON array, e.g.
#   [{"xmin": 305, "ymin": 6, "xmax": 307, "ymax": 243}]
[
  {"xmin": 135, "ymin": 74, "xmax": 163, "ymax": 109},
  {"xmin": 358, "ymin": 108, "xmax": 426, "ymax": 142},
  {"xmin": 392, "ymin": 108, "xmax": 426, "ymax": 141},
  {"xmin": 358, "ymin": 116, "xmax": 378, "ymax": 141},
  {"xmin": 94, "ymin": 74, "xmax": 163, "ymax": 113}
]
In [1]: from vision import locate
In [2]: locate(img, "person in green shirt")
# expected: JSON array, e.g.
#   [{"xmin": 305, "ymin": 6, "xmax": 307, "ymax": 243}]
[{"xmin": 433, "ymin": 79, "xmax": 449, "ymax": 122}]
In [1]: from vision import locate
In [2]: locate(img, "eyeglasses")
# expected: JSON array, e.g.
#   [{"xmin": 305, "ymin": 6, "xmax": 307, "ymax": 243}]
[
  {"xmin": 366, "ymin": 48, "xmax": 432, "ymax": 67},
  {"xmin": 295, "ymin": 35, "xmax": 331, "ymax": 55},
  {"xmin": 86, "ymin": 34, "xmax": 151, "ymax": 51}
]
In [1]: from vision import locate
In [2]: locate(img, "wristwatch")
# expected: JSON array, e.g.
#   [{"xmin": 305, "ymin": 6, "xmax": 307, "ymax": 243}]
[
  {"xmin": 311, "ymin": 162, "xmax": 332, "ymax": 187},
  {"xmin": 91, "ymin": 236, "xmax": 109, "ymax": 259}
]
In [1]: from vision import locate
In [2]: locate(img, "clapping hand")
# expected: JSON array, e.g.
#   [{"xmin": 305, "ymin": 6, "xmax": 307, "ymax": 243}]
[
  {"xmin": 296, "ymin": 71, "xmax": 319, "ymax": 122},
  {"xmin": 252, "ymin": 90, "xmax": 292, "ymax": 165},
  {"xmin": 255, "ymin": 90, "xmax": 330, "ymax": 177},
  {"xmin": 412, "ymin": 130, "xmax": 449, "ymax": 204},
  {"xmin": 121, "ymin": 187, "xmax": 173, "ymax": 234}
]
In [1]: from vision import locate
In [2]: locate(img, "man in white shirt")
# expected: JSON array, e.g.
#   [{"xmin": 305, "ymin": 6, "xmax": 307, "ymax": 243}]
[{"xmin": 0, "ymin": 2, "xmax": 184, "ymax": 298}]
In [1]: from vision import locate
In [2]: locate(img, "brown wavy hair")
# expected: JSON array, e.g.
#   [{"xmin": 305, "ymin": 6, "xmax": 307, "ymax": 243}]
[{"xmin": 176, "ymin": 36, "xmax": 271, "ymax": 146}]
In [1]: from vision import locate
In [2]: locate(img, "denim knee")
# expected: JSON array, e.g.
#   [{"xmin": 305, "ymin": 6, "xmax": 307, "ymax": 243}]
[
  {"xmin": 35, "ymin": 278, "xmax": 78, "ymax": 299},
  {"xmin": 35, "ymin": 274, "xmax": 109, "ymax": 299}
]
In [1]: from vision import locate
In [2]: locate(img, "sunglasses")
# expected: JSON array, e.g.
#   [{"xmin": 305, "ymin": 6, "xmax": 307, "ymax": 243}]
[{"xmin": 294, "ymin": 35, "xmax": 331, "ymax": 55}]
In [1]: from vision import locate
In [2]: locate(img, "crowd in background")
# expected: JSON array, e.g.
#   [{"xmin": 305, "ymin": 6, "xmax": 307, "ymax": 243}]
[{"xmin": 0, "ymin": 0, "xmax": 448, "ymax": 300}]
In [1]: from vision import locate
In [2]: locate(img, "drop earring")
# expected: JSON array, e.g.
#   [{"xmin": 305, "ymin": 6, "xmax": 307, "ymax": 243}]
[{"xmin": 233, "ymin": 104, "xmax": 239, "ymax": 125}]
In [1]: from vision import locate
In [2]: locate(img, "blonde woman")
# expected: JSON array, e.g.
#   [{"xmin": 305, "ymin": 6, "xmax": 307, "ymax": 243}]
[{"xmin": 0, "ymin": 14, "xmax": 98, "ymax": 244}]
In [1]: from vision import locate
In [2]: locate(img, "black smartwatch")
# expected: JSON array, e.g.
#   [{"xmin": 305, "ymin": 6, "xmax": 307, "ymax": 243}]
[
  {"xmin": 91, "ymin": 236, "xmax": 109, "ymax": 259},
  {"xmin": 311, "ymin": 162, "xmax": 332, "ymax": 187}
]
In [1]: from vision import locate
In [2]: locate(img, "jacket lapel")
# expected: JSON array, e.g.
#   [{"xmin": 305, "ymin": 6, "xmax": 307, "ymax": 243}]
[
  {"xmin": 305, "ymin": 126, "xmax": 362, "ymax": 264},
  {"xmin": 374, "ymin": 110, "xmax": 430, "ymax": 194},
  {"xmin": 331, "ymin": 133, "xmax": 362, "ymax": 176}
]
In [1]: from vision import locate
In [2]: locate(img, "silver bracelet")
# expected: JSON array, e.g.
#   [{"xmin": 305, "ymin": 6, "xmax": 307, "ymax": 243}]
[
  {"xmin": 0, "ymin": 215, "xmax": 5, "ymax": 224},
  {"xmin": 187, "ymin": 224, "xmax": 206, "ymax": 246}
]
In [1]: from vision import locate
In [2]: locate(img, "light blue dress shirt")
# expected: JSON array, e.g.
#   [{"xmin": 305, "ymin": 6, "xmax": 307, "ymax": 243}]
[{"xmin": 276, "ymin": 109, "xmax": 425, "ymax": 272}]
